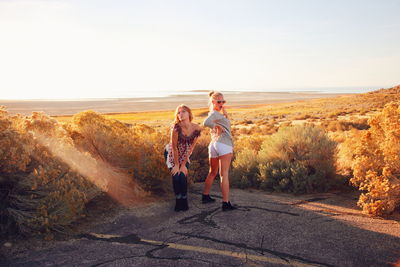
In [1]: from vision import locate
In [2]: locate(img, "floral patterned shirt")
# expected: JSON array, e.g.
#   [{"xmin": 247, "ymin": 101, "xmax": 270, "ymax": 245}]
[{"xmin": 166, "ymin": 124, "xmax": 201, "ymax": 168}]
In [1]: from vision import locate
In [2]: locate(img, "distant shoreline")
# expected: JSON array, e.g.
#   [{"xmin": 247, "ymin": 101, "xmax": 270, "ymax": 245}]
[{"xmin": 1, "ymin": 91, "xmax": 354, "ymax": 116}]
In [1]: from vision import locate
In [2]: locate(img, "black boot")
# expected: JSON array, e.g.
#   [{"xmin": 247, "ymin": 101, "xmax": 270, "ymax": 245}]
[
  {"xmin": 174, "ymin": 199, "xmax": 182, "ymax": 212},
  {"xmin": 181, "ymin": 198, "xmax": 189, "ymax": 211},
  {"xmin": 202, "ymin": 194, "xmax": 216, "ymax": 204},
  {"xmin": 222, "ymin": 201, "xmax": 237, "ymax": 211}
]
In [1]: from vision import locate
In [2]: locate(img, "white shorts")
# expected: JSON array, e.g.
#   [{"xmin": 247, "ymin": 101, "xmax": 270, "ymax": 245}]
[{"xmin": 208, "ymin": 141, "xmax": 233, "ymax": 158}]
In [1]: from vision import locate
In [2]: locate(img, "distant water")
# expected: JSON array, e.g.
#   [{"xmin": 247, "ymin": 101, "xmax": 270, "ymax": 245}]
[
  {"xmin": 113, "ymin": 86, "xmax": 381, "ymax": 99},
  {"xmin": 0, "ymin": 86, "xmax": 383, "ymax": 101}
]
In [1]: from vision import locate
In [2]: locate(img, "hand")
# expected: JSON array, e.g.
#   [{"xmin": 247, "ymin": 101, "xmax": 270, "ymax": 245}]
[
  {"xmin": 171, "ymin": 165, "xmax": 180, "ymax": 175},
  {"xmin": 180, "ymin": 165, "xmax": 188, "ymax": 176},
  {"xmin": 221, "ymin": 107, "xmax": 228, "ymax": 118}
]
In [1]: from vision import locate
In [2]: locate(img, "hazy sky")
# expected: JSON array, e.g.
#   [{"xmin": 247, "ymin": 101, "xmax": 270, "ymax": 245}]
[{"xmin": 0, "ymin": 0, "xmax": 399, "ymax": 99}]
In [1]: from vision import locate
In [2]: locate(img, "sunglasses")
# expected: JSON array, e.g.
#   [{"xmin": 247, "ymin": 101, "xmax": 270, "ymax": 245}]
[{"xmin": 217, "ymin": 100, "xmax": 226, "ymax": 104}]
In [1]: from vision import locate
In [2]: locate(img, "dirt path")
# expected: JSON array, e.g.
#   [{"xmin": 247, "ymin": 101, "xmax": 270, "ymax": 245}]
[{"xmin": 2, "ymin": 183, "xmax": 400, "ymax": 266}]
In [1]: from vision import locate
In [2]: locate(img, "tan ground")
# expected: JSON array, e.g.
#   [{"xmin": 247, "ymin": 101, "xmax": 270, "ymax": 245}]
[{"xmin": 0, "ymin": 91, "xmax": 347, "ymax": 116}]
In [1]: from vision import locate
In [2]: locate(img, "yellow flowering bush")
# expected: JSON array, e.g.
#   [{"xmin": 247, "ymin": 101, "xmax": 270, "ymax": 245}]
[{"xmin": 350, "ymin": 102, "xmax": 400, "ymax": 216}]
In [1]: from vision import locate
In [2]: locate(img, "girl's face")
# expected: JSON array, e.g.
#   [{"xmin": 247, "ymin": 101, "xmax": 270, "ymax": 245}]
[
  {"xmin": 212, "ymin": 95, "xmax": 226, "ymax": 111},
  {"xmin": 177, "ymin": 107, "xmax": 189, "ymax": 122}
]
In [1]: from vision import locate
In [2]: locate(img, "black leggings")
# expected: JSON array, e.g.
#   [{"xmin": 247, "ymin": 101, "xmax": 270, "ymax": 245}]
[{"xmin": 172, "ymin": 172, "xmax": 188, "ymax": 199}]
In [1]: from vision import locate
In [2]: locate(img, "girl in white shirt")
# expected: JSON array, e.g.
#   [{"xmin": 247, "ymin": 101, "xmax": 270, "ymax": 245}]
[{"xmin": 202, "ymin": 91, "xmax": 236, "ymax": 211}]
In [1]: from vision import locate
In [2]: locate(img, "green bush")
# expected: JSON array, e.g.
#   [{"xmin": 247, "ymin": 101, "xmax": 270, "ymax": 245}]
[
  {"xmin": 231, "ymin": 149, "xmax": 260, "ymax": 188},
  {"xmin": 257, "ymin": 125, "xmax": 337, "ymax": 193}
]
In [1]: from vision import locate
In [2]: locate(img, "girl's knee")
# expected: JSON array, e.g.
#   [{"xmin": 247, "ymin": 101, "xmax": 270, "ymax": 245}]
[
  {"xmin": 220, "ymin": 175, "xmax": 230, "ymax": 182},
  {"xmin": 220, "ymin": 171, "xmax": 229, "ymax": 177},
  {"xmin": 209, "ymin": 170, "xmax": 218, "ymax": 177}
]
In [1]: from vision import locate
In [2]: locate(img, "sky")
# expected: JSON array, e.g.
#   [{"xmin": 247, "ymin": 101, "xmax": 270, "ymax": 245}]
[{"xmin": 0, "ymin": 0, "xmax": 399, "ymax": 99}]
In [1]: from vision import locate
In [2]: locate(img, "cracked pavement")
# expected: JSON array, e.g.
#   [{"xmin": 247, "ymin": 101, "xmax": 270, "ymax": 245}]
[{"xmin": 2, "ymin": 183, "xmax": 400, "ymax": 266}]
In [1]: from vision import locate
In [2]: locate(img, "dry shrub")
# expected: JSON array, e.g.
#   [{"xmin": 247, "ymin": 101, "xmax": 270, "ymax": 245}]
[
  {"xmin": 234, "ymin": 134, "xmax": 264, "ymax": 152},
  {"xmin": 0, "ymin": 109, "xmax": 99, "ymax": 236},
  {"xmin": 280, "ymin": 121, "xmax": 292, "ymax": 128},
  {"xmin": 188, "ymin": 132, "xmax": 211, "ymax": 182},
  {"xmin": 255, "ymin": 120, "xmax": 267, "ymax": 126},
  {"xmin": 334, "ymin": 129, "xmax": 363, "ymax": 177},
  {"xmin": 0, "ymin": 111, "xmax": 33, "ymax": 173},
  {"xmin": 261, "ymin": 124, "xmax": 279, "ymax": 135},
  {"xmin": 350, "ymin": 102, "xmax": 400, "ymax": 216},
  {"xmin": 248, "ymin": 126, "xmax": 259, "ymax": 134},
  {"xmin": 321, "ymin": 119, "xmax": 370, "ymax": 132},
  {"xmin": 246, "ymin": 125, "xmax": 277, "ymax": 135},
  {"xmin": 257, "ymin": 125, "xmax": 337, "ymax": 193},
  {"xmin": 196, "ymin": 110, "xmax": 210, "ymax": 117},
  {"xmin": 328, "ymin": 111, "xmax": 348, "ymax": 119},
  {"xmin": 68, "ymin": 111, "xmax": 139, "ymax": 169},
  {"xmin": 1, "ymin": 109, "xmax": 171, "ymax": 237},
  {"xmin": 293, "ymin": 114, "xmax": 311, "ymax": 120},
  {"xmin": 348, "ymin": 118, "xmax": 370, "ymax": 130},
  {"xmin": 321, "ymin": 120, "xmax": 346, "ymax": 132},
  {"xmin": 239, "ymin": 119, "xmax": 253, "ymax": 125},
  {"xmin": 238, "ymin": 127, "xmax": 251, "ymax": 135},
  {"xmin": 130, "ymin": 124, "xmax": 170, "ymax": 193},
  {"xmin": 67, "ymin": 111, "xmax": 170, "ymax": 193}
]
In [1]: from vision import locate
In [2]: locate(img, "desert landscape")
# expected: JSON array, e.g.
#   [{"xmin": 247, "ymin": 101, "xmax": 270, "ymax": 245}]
[
  {"xmin": 1, "ymin": 85, "xmax": 400, "ymax": 266},
  {"xmin": 2, "ymin": 1, "xmax": 399, "ymax": 265}
]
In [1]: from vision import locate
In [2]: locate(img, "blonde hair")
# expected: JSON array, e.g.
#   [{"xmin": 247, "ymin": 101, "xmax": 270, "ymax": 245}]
[
  {"xmin": 208, "ymin": 91, "xmax": 223, "ymax": 99},
  {"xmin": 208, "ymin": 91, "xmax": 224, "ymax": 111},
  {"xmin": 174, "ymin": 104, "xmax": 193, "ymax": 124}
]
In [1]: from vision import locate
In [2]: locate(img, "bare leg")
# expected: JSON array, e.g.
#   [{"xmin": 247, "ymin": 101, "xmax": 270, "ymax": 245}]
[
  {"xmin": 203, "ymin": 157, "xmax": 219, "ymax": 195},
  {"xmin": 219, "ymin": 153, "xmax": 233, "ymax": 202}
]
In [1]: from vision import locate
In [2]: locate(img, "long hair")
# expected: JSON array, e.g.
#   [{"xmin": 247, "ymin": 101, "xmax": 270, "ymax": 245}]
[{"xmin": 173, "ymin": 104, "xmax": 193, "ymax": 124}]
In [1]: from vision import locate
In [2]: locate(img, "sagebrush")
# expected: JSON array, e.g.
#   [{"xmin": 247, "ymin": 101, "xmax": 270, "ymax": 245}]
[{"xmin": 350, "ymin": 102, "xmax": 400, "ymax": 216}]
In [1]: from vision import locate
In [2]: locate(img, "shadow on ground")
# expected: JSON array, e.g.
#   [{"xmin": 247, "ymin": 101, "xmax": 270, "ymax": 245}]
[{"xmin": 2, "ymin": 183, "xmax": 400, "ymax": 266}]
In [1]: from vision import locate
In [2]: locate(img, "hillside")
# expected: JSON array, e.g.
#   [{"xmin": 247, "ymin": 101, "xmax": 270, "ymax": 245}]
[{"xmin": 1, "ymin": 85, "xmax": 399, "ymax": 243}]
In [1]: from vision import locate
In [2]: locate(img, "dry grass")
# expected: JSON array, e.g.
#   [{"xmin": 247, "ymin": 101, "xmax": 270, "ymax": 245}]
[
  {"xmin": 52, "ymin": 85, "xmax": 400, "ymax": 130},
  {"xmin": 53, "ymin": 108, "xmax": 210, "ymax": 127},
  {"xmin": 2, "ymin": 85, "xmax": 399, "ymax": 238}
]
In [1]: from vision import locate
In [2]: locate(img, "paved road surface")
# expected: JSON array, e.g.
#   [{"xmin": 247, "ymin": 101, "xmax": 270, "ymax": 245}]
[{"xmin": 2, "ymin": 183, "xmax": 400, "ymax": 266}]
